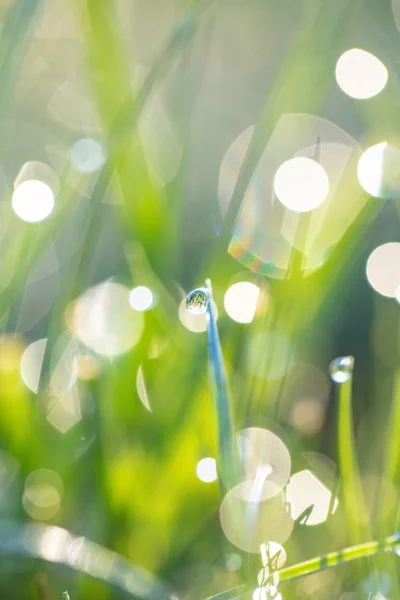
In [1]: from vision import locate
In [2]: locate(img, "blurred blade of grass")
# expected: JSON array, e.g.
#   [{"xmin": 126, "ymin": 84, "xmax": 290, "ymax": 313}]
[
  {"xmin": 382, "ymin": 371, "xmax": 400, "ymax": 523},
  {"xmin": 74, "ymin": 0, "xmax": 215, "ymax": 278},
  {"xmin": 0, "ymin": 520, "xmax": 173, "ymax": 599},
  {"xmin": 337, "ymin": 377, "xmax": 370, "ymax": 543},
  {"xmin": 0, "ymin": 0, "xmax": 41, "ymax": 111}
]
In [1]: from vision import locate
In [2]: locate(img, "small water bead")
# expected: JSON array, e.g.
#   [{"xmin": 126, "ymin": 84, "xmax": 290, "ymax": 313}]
[
  {"xmin": 329, "ymin": 356, "xmax": 354, "ymax": 383},
  {"xmin": 185, "ymin": 288, "xmax": 210, "ymax": 315}
]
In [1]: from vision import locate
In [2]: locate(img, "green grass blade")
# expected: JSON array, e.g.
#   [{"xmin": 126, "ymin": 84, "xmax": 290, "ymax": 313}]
[
  {"xmin": 205, "ymin": 279, "xmax": 238, "ymax": 490},
  {"xmin": 337, "ymin": 372, "xmax": 370, "ymax": 542},
  {"xmin": 382, "ymin": 371, "xmax": 400, "ymax": 525},
  {"xmin": 278, "ymin": 534, "xmax": 399, "ymax": 582},
  {"xmin": 205, "ymin": 533, "xmax": 400, "ymax": 599}
]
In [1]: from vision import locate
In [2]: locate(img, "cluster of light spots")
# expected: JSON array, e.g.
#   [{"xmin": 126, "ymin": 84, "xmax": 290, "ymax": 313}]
[
  {"xmin": 366, "ymin": 243, "xmax": 400, "ymax": 298},
  {"xmin": 23, "ymin": 469, "xmax": 63, "ymax": 521},
  {"xmin": 20, "ymin": 338, "xmax": 47, "ymax": 393},
  {"xmin": 196, "ymin": 457, "xmax": 217, "ymax": 483},
  {"xmin": 273, "ymin": 157, "xmax": 330, "ymax": 213},
  {"xmin": 179, "ymin": 298, "xmax": 217, "ymax": 333},
  {"xmin": 136, "ymin": 365, "xmax": 151, "ymax": 412},
  {"xmin": 129, "ymin": 286, "xmax": 154, "ymax": 311},
  {"xmin": 70, "ymin": 282, "xmax": 143, "ymax": 357},
  {"xmin": 329, "ymin": 356, "xmax": 354, "ymax": 383},
  {"xmin": 286, "ymin": 470, "xmax": 338, "ymax": 525},
  {"xmin": 12, "ymin": 161, "xmax": 58, "ymax": 223},
  {"xmin": 219, "ymin": 481, "xmax": 293, "ymax": 552},
  {"xmin": 224, "ymin": 282, "xmax": 260, "ymax": 323},
  {"xmin": 237, "ymin": 428, "xmax": 291, "ymax": 497},
  {"xmin": 289, "ymin": 398, "xmax": 325, "ymax": 435},
  {"xmin": 69, "ymin": 138, "xmax": 106, "ymax": 173},
  {"xmin": 357, "ymin": 142, "xmax": 400, "ymax": 199},
  {"xmin": 335, "ymin": 49, "xmax": 388, "ymax": 99}
]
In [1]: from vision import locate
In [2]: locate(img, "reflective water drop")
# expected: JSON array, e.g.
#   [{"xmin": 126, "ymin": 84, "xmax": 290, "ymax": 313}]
[
  {"xmin": 185, "ymin": 288, "xmax": 209, "ymax": 315},
  {"xmin": 329, "ymin": 356, "xmax": 354, "ymax": 383}
]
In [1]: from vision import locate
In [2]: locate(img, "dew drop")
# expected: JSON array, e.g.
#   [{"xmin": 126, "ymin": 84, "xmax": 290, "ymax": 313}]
[
  {"xmin": 185, "ymin": 288, "xmax": 210, "ymax": 315},
  {"xmin": 329, "ymin": 356, "xmax": 354, "ymax": 383}
]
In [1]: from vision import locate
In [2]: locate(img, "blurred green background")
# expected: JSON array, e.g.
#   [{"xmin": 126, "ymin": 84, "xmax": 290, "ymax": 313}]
[{"xmin": 1, "ymin": 0, "xmax": 400, "ymax": 599}]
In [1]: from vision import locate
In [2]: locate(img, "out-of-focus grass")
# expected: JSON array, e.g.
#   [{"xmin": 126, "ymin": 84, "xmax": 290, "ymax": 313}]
[{"xmin": 0, "ymin": 0, "xmax": 399, "ymax": 599}]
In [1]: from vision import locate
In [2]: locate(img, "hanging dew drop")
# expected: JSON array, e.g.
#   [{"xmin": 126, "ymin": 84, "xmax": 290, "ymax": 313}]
[
  {"xmin": 329, "ymin": 356, "xmax": 354, "ymax": 383},
  {"xmin": 185, "ymin": 288, "xmax": 210, "ymax": 315}
]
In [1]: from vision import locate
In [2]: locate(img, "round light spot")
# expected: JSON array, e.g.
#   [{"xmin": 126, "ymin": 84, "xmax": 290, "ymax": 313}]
[
  {"xmin": 225, "ymin": 553, "xmax": 242, "ymax": 571},
  {"xmin": 237, "ymin": 427, "xmax": 291, "ymax": 499},
  {"xmin": 23, "ymin": 469, "xmax": 63, "ymax": 521},
  {"xmin": 220, "ymin": 482, "xmax": 293, "ymax": 552},
  {"xmin": 357, "ymin": 143, "xmax": 400, "ymax": 199},
  {"xmin": 196, "ymin": 457, "xmax": 217, "ymax": 483},
  {"xmin": 70, "ymin": 138, "xmax": 106, "ymax": 173},
  {"xmin": 12, "ymin": 180, "xmax": 55, "ymax": 222},
  {"xmin": 335, "ymin": 49, "xmax": 388, "ymax": 99},
  {"xmin": 366, "ymin": 243, "xmax": 400, "ymax": 298},
  {"xmin": 289, "ymin": 398, "xmax": 325, "ymax": 435},
  {"xmin": 224, "ymin": 282, "xmax": 260, "ymax": 323},
  {"xmin": 286, "ymin": 470, "xmax": 338, "ymax": 525},
  {"xmin": 14, "ymin": 161, "xmax": 59, "ymax": 196},
  {"xmin": 273, "ymin": 157, "xmax": 329, "ymax": 213},
  {"xmin": 71, "ymin": 282, "xmax": 143, "ymax": 357},
  {"xmin": 237, "ymin": 428, "xmax": 291, "ymax": 498},
  {"xmin": 129, "ymin": 286, "xmax": 154, "ymax": 311}
]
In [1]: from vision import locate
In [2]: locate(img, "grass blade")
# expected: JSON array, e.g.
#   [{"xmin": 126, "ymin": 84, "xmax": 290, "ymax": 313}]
[
  {"xmin": 336, "ymin": 369, "xmax": 370, "ymax": 543},
  {"xmin": 204, "ymin": 533, "xmax": 400, "ymax": 599},
  {"xmin": 205, "ymin": 278, "xmax": 238, "ymax": 490}
]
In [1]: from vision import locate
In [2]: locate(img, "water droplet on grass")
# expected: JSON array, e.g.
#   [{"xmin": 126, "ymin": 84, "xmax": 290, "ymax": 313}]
[
  {"xmin": 185, "ymin": 288, "xmax": 209, "ymax": 315},
  {"xmin": 329, "ymin": 356, "xmax": 354, "ymax": 383}
]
